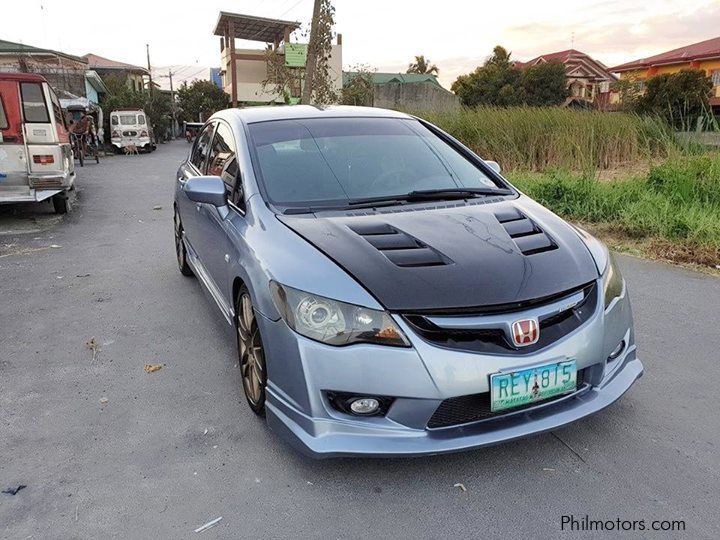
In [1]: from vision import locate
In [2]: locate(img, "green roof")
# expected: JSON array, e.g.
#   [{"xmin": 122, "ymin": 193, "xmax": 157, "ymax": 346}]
[
  {"xmin": 343, "ymin": 71, "xmax": 441, "ymax": 87},
  {"xmin": 0, "ymin": 39, "xmax": 86, "ymax": 64}
]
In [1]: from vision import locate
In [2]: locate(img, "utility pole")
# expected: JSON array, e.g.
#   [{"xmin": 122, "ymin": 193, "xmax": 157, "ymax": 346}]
[
  {"xmin": 301, "ymin": 0, "xmax": 322, "ymax": 104},
  {"xmin": 146, "ymin": 43, "xmax": 153, "ymax": 95},
  {"xmin": 168, "ymin": 69, "xmax": 177, "ymax": 139}
]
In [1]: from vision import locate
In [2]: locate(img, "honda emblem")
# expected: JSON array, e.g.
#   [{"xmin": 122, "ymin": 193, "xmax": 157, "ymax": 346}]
[{"xmin": 511, "ymin": 318, "xmax": 539, "ymax": 347}]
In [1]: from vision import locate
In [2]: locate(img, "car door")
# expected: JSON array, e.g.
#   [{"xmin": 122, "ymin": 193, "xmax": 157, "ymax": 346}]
[
  {"xmin": 196, "ymin": 121, "xmax": 240, "ymax": 308},
  {"xmin": 177, "ymin": 122, "xmax": 215, "ymax": 256}
]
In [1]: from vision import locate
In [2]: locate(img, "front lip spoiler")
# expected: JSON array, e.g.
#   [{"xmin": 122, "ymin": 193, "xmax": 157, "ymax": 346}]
[{"xmin": 266, "ymin": 356, "xmax": 643, "ymax": 459}]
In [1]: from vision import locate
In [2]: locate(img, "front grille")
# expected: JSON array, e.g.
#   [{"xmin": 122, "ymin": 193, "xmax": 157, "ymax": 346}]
[
  {"xmin": 404, "ymin": 282, "xmax": 598, "ymax": 355},
  {"xmin": 427, "ymin": 369, "xmax": 587, "ymax": 429},
  {"xmin": 122, "ymin": 130, "xmax": 138, "ymax": 137}
]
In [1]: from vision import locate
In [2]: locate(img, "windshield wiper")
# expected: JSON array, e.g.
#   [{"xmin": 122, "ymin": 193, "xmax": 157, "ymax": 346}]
[
  {"xmin": 404, "ymin": 187, "xmax": 513, "ymax": 200},
  {"xmin": 347, "ymin": 187, "xmax": 512, "ymax": 206}
]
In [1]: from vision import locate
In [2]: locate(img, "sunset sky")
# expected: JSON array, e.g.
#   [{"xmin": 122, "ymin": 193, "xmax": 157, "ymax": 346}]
[{"xmin": 3, "ymin": 0, "xmax": 718, "ymax": 88}]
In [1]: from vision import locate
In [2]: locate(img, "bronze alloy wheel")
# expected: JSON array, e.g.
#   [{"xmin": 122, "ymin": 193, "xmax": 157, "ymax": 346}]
[
  {"xmin": 174, "ymin": 209, "xmax": 193, "ymax": 276},
  {"xmin": 237, "ymin": 289, "xmax": 267, "ymax": 414}
]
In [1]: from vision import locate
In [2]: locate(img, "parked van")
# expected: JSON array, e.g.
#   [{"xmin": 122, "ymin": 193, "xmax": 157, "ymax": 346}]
[
  {"xmin": 0, "ymin": 73, "xmax": 74, "ymax": 213},
  {"xmin": 110, "ymin": 109, "xmax": 155, "ymax": 153}
]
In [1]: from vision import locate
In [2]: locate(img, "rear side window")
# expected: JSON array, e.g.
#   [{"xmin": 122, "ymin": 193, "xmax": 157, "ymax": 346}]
[
  {"xmin": 111, "ymin": 116, "xmax": 119, "ymax": 125},
  {"xmin": 0, "ymin": 96, "xmax": 7, "ymax": 129},
  {"xmin": 48, "ymin": 88, "xmax": 65, "ymax": 127},
  {"xmin": 207, "ymin": 123, "xmax": 239, "ymax": 197},
  {"xmin": 20, "ymin": 82, "xmax": 50, "ymax": 123},
  {"xmin": 138, "ymin": 114, "xmax": 146, "ymax": 125},
  {"xmin": 190, "ymin": 124, "xmax": 214, "ymax": 172}
]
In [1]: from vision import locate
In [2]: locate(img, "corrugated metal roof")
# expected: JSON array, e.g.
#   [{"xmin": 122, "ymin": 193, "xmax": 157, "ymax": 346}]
[
  {"xmin": 611, "ymin": 36, "xmax": 720, "ymax": 72},
  {"xmin": 0, "ymin": 39, "xmax": 86, "ymax": 63}
]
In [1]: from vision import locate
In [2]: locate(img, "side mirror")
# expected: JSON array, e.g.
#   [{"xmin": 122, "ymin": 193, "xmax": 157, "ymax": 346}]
[
  {"xmin": 485, "ymin": 160, "xmax": 501, "ymax": 174},
  {"xmin": 184, "ymin": 176, "xmax": 227, "ymax": 207}
]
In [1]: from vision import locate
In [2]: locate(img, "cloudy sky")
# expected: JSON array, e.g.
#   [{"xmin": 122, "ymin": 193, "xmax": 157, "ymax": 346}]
[{"xmin": 4, "ymin": 0, "xmax": 718, "ymax": 88}]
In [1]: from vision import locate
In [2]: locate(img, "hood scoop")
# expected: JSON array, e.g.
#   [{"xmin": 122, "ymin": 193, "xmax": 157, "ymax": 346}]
[
  {"xmin": 348, "ymin": 222, "xmax": 451, "ymax": 268},
  {"xmin": 495, "ymin": 208, "xmax": 557, "ymax": 256}
]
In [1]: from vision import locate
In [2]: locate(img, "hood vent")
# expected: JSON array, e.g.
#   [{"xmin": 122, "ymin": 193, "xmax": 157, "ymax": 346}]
[
  {"xmin": 495, "ymin": 208, "xmax": 557, "ymax": 256},
  {"xmin": 348, "ymin": 223, "xmax": 451, "ymax": 268}
]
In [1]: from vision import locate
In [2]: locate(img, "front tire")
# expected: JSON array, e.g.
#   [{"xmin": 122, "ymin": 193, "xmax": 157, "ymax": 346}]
[
  {"xmin": 174, "ymin": 209, "xmax": 193, "ymax": 276},
  {"xmin": 236, "ymin": 287, "xmax": 267, "ymax": 415}
]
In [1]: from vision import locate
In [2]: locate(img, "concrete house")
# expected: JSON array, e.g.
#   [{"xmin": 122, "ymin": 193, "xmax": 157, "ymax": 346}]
[
  {"xmin": 516, "ymin": 49, "xmax": 618, "ymax": 109},
  {"xmin": 0, "ymin": 38, "xmax": 106, "ymax": 102},
  {"xmin": 610, "ymin": 36, "xmax": 720, "ymax": 113},
  {"xmin": 213, "ymin": 11, "xmax": 342, "ymax": 106},
  {"xmin": 83, "ymin": 53, "xmax": 150, "ymax": 93}
]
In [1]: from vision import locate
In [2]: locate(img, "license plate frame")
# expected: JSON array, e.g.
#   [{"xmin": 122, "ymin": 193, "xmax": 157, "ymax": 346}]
[{"xmin": 490, "ymin": 359, "xmax": 577, "ymax": 412}]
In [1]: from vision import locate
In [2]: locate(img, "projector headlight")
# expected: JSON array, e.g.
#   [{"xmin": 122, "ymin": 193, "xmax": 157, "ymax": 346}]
[{"xmin": 270, "ymin": 281, "xmax": 410, "ymax": 347}]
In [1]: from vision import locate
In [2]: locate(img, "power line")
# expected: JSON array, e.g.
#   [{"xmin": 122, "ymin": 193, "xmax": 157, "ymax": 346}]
[{"xmin": 278, "ymin": 0, "xmax": 308, "ymax": 18}]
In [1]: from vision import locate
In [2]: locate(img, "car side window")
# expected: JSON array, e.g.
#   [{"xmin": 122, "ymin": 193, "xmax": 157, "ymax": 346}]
[
  {"xmin": 190, "ymin": 124, "xmax": 215, "ymax": 173},
  {"xmin": 207, "ymin": 123, "xmax": 241, "ymax": 204}
]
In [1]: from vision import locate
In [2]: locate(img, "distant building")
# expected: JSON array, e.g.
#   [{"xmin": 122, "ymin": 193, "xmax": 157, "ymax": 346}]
[
  {"xmin": 516, "ymin": 49, "xmax": 618, "ymax": 109},
  {"xmin": 213, "ymin": 11, "xmax": 342, "ymax": 106},
  {"xmin": 0, "ymin": 38, "xmax": 107, "ymax": 102},
  {"xmin": 209, "ymin": 68, "xmax": 222, "ymax": 89},
  {"xmin": 610, "ymin": 36, "xmax": 720, "ymax": 112},
  {"xmin": 83, "ymin": 53, "xmax": 149, "ymax": 92},
  {"xmin": 342, "ymin": 71, "xmax": 459, "ymax": 111}
]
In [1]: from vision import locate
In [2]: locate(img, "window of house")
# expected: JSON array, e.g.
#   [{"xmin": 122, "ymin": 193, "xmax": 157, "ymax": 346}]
[
  {"xmin": 599, "ymin": 81, "xmax": 610, "ymax": 93},
  {"xmin": 207, "ymin": 123, "xmax": 240, "ymax": 202},
  {"xmin": 712, "ymin": 70, "xmax": 720, "ymax": 87},
  {"xmin": 190, "ymin": 124, "xmax": 215, "ymax": 172},
  {"xmin": 20, "ymin": 82, "xmax": 50, "ymax": 123}
]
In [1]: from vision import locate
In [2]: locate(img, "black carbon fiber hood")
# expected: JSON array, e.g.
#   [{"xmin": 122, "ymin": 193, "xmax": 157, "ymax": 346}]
[{"xmin": 278, "ymin": 197, "xmax": 599, "ymax": 311}]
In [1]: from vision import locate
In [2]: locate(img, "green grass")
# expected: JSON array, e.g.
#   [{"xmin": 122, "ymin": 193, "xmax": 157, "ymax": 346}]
[
  {"xmin": 418, "ymin": 106, "xmax": 678, "ymax": 171},
  {"xmin": 506, "ymin": 154, "xmax": 720, "ymax": 263}
]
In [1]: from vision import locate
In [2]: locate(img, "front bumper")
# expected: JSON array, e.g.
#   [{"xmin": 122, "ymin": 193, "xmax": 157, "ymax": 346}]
[
  {"xmin": 260, "ymin": 278, "xmax": 643, "ymax": 458},
  {"xmin": 267, "ymin": 349, "xmax": 642, "ymax": 458}
]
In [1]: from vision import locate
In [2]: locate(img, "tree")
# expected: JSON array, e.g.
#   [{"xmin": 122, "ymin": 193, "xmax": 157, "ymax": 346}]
[
  {"xmin": 635, "ymin": 69, "xmax": 713, "ymax": 130},
  {"xmin": 176, "ymin": 80, "xmax": 230, "ymax": 123},
  {"xmin": 341, "ymin": 65, "xmax": 375, "ymax": 106},
  {"xmin": 302, "ymin": 0, "xmax": 337, "ymax": 105},
  {"xmin": 519, "ymin": 61, "xmax": 569, "ymax": 106},
  {"xmin": 451, "ymin": 46, "xmax": 569, "ymax": 108},
  {"xmin": 407, "ymin": 55, "xmax": 438, "ymax": 75},
  {"xmin": 612, "ymin": 76, "xmax": 644, "ymax": 111},
  {"xmin": 451, "ymin": 46, "xmax": 521, "ymax": 107}
]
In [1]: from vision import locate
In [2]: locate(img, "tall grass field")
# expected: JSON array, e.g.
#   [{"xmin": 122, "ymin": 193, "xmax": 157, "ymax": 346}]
[
  {"xmin": 508, "ymin": 155, "xmax": 720, "ymax": 265},
  {"xmin": 421, "ymin": 106, "xmax": 677, "ymax": 171}
]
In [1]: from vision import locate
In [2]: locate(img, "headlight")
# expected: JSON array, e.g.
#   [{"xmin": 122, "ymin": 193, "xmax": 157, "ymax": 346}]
[
  {"xmin": 603, "ymin": 253, "xmax": 624, "ymax": 309},
  {"xmin": 270, "ymin": 282, "xmax": 410, "ymax": 347}
]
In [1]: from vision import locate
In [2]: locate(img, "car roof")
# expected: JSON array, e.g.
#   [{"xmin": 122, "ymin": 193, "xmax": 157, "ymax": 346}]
[
  {"xmin": 214, "ymin": 105, "xmax": 412, "ymax": 125},
  {"xmin": 0, "ymin": 72, "xmax": 48, "ymax": 83}
]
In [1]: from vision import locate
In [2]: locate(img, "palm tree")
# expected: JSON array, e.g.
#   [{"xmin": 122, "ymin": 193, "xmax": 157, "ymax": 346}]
[{"xmin": 407, "ymin": 55, "xmax": 439, "ymax": 76}]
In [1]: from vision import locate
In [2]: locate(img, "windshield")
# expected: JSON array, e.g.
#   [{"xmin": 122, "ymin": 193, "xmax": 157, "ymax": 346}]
[
  {"xmin": 248, "ymin": 117, "xmax": 502, "ymax": 207},
  {"xmin": 120, "ymin": 114, "xmax": 137, "ymax": 125}
]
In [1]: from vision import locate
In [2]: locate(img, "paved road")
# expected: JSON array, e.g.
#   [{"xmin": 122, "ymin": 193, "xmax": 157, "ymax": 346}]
[{"xmin": 1, "ymin": 142, "xmax": 719, "ymax": 539}]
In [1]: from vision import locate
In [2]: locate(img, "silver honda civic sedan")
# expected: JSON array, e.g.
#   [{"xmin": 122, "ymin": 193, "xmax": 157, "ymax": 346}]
[{"xmin": 173, "ymin": 105, "xmax": 643, "ymax": 458}]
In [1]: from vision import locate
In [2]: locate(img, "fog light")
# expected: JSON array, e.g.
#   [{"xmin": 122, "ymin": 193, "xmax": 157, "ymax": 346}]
[
  {"xmin": 609, "ymin": 340, "xmax": 625, "ymax": 360},
  {"xmin": 349, "ymin": 397, "xmax": 380, "ymax": 415}
]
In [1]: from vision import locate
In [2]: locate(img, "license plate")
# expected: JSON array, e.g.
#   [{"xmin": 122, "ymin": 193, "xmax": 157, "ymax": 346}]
[{"xmin": 490, "ymin": 359, "xmax": 577, "ymax": 412}]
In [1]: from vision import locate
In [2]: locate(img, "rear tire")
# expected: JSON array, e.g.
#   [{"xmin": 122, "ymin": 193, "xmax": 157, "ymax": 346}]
[
  {"xmin": 174, "ymin": 209, "xmax": 194, "ymax": 277},
  {"xmin": 52, "ymin": 193, "xmax": 68, "ymax": 214},
  {"xmin": 236, "ymin": 287, "xmax": 267, "ymax": 415}
]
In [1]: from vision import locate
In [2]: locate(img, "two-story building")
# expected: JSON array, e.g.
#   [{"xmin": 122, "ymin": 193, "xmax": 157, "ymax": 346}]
[
  {"xmin": 611, "ymin": 36, "xmax": 720, "ymax": 113},
  {"xmin": 516, "ymin": 49, "xmax": 618, "ymax": 109},
  {"xmin": 213, "ymin": 11, "xmax": 342, "ymax": 106},
  {"xmin": 83, "ymin": 53, "xmax": 150, "ymax": 93}
]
